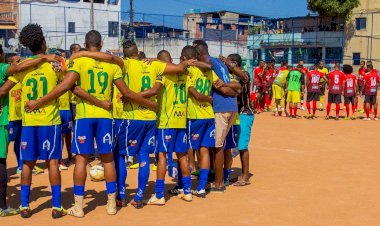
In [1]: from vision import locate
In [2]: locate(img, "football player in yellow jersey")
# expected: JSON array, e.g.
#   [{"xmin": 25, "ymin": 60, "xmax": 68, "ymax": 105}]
[
  {"xmin": 0, "ymin": 24, "xmax": 68, "ymax": 218},
  {"xmin": 25, "ymin": 30, "xmax": 157, "ymax": 218},
  {"xmin": 56, "ymin": 49, "xmax": 73, "ymax": 170},
  {"xmin": 318, "ymin": 60, "xmax": 329, "ymax": 110},
  {"xmin": 68, "ymin": 44, "xmax": 81, "ymax": 119},
  {"xmin": 139, "ymin": 48, "xmax": 193, "ymax": 204}
]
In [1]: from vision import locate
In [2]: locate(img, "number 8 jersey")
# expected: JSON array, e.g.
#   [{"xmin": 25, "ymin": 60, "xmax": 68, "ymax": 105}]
[
  {"xmin": 9, "ymin": 58, "xmax": 61, "ymax": 126},
  {"xmin": 68, "ymin": 57, "xmax": 123, "ymax": 119}
]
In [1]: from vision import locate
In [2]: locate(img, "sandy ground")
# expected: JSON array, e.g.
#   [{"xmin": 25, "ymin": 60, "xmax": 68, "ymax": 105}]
[{"xmin": 2, "ymin": 105, "xmax": 380, "ymax": 226}]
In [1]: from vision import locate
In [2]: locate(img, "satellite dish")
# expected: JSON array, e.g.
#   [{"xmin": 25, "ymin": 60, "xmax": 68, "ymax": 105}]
[{"xmin": 8, "ymin": 38, "xmax": 19, "ymax": 47}]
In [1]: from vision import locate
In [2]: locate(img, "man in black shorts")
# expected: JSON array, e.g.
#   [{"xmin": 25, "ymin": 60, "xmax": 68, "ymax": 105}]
[
  {"xmin": 362, "ymin": 64, "xmax": 380, "ymax": 121},
  {"xmin": 342, "ymin": 65, "xmax": 358, "ymax": 120}
]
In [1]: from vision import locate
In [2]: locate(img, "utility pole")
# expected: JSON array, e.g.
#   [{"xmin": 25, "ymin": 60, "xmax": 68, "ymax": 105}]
[
  {"xmin": 90, "ymin": 0, "xmax": 94, "ymax": 30},
  {"xmin": 128, "ymin": 0, "xmax": 134, "ymax": 40}
]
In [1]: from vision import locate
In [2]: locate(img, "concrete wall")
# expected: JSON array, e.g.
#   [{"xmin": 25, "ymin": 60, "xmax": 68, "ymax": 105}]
[
  {"xmin": 136, "ymin": 38, "xmax": 248, "ymax": 63},
  {"xmin": 19, "ymin": 1, "xmax": 120, "ymax": 51},
  {"xmin": 344, "ymin": 0, "xmax": 380, "ymax": 71}
]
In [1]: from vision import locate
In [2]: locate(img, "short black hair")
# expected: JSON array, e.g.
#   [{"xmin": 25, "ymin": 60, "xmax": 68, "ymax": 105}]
[
  {"xmin": 85, "ymin": 30, "xmax": 102, "ymax": 48},
  {"xmin": 122, "ymin": 39, "xmax": 138, "ymax": 57},
  {"xmin": 193, "ymin": 40, "xmax": 208, "ymax": 48},
  {"xmin": 70, "ymin": 43, "xmax": 80, "ymax": 53},
  {"xmin": 157, "ymin": 50, "xmax": 171, "ymax": 60},
  {"xmin": 56, "ymin": 48, "xmax": 65, "ymax": 53},
  {"xmin": 296, "ymin": 64, "xmax": 303, "ymax": 69},
  {"xmin": 367, "ymin": 64, "xmax": 373, "ymax": 70},
  {"xmin": 5, "ymin": 53, "xmax": 17, "ymax": 64},
  {"xmin": 139, "ymin": 51, "xmax": 146, "ymax": 60},
  {"xmin": 342, "ymin": 64, "xmax": 353, "ymax": 74},
  {"xmin": 181, "ymin": 46, "xmax": 197, "ymax": 60},
  {"xmin": 19, "ymin": 23, "xmax": 45, "ymax": 53},
  {"xmin": 228, "ymin": 53, "xmax": 242, "ymax": 67}
]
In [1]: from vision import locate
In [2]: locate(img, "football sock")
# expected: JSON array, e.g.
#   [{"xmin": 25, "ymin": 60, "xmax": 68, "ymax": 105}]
[
  {"xmin": 51, "ymin": 185, "xmax": 61, "ymax": 208},
  {"xmin": 197, "ymin": 169, "xmax": 209, "ymax": 191},
  {"xmin": 21, "ymin": 185, "xmax": 31, "ymax": 208},
  {"xmin": 73, "ymin": 185, "xmax": 85, "ymax": 196},
  {"xmin": 326, "ymin": 103, "xmax": 332, "ymax": 116},
  {"xmin": 345, "ymin": 104, "xmax": 350, "ymax": 117},
  {"xmin": 306, "ymin": 101, "xmax": 311, "ymax": 114},
  {"xmin": 223, "ymin": 169, "xmax": 232, "ymax": 182},
  {"xmin": 135, "ymin": 153, "xmax": 150, "ymax": 201},
  {"xmin": 336, "ymin": 104, "xmax": 340, "ymax": 117},
  {"xmin": 182, "ymin": 176, "xmax": 192, "ymax": 195},
  {"xmin": 312, "ymin": 101, "xmax": 317, "ymax": 115},
  {"xmin": 294, "ymin": 107, "xmax": 298, "ymax": 116},
  {"xmin": 155, "ymin": 179, "xmax": 165, "ymax": 199},
  {"xmin": 106, "ymin": 181, "xmax": 117, "ymax": 195},
  {"xmin": 115, "ymin": 153, "xmax": 127, "ymax": 200}
]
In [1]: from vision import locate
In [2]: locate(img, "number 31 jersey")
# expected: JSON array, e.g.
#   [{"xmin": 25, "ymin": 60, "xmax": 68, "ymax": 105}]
[
  {"xmin": 68, "ymin": 57, "xmax": 123, "ymax": 120},
  {"xmin": 113, "ymin": 59, "xmax": 166, "ymax": 120},
  {"xmin": 9, "ymin": 58, "xmax": 61, "ymax": 126}
]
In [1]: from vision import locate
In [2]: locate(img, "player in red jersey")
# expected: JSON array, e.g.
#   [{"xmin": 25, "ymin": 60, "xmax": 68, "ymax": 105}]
[
  {"xmin": 263, "ymin": 62, "xmax": 275, "ymax": 111},
  {"xmin": 356, "ymin": 61, "xmax": 366, "ymax": 111},
  {"xmin": 299, "ymin": 60, "xmax": 308, "ymax": 111},
  {"xmin": 305, "ymin": 64, "xmax": 325, "ymax": 119},
  {"xmin": 361, "ymin": 64, "xmax": 380, "ymax": 121},
  {"xmin": 326, "ymin": 63, "xmax": 345, "ymax": 120},
  {"xmin": 342, "ymin": 65, "xmax": 358, "ymax": 120},
  {"xmin": 254, "ymin": 61, "xmax": 266, "ymax": 112}
]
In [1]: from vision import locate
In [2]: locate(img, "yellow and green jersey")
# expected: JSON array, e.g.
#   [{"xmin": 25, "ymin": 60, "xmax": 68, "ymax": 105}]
[
  {"xmin": 9, "ymin": 58, "xmax": 61, "ymax": 126},
  {"xmin": 57, "ymin": 71, "xmax": 71, "ymax": 111},
  {"xmin": 187, "ymin": 67, "xmax": 218, "ymax": 119},
  {"xmin": 68, "ymin": 57, "xmax": 123, "ymax": 119},
  {"xmin": 8, "ymin": 82, "xmax": 22, "ymax": 122},
  {"xmin": 318, "ymin": 67, "xmax": 329, "ymax": 76},
  {"xmin": 157, "ymin": 72, "xmax": 189, "ymax": 129},
  {"xmin": 66, "ymin": 59, "xmax": 77, "ymax": 104},
  {"xmin": 273, "ymin": 69, "xmax": 290, "ymax": 87},
  {"xmin": 113, "ymin": 59, "xmax": 166, "ymax": 120}
]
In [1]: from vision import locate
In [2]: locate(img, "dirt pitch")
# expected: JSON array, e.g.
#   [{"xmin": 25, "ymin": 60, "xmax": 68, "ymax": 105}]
[{"xmin": 2, "ymin": 106, "xmax": 380, "ymax": 226}]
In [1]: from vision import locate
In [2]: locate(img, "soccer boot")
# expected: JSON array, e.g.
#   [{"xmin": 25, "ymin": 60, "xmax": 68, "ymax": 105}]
[
  {"xmin": 67, "ymin": 195, "xmax": 84, "ymax": 218},
  {"xmin": 106, "ymin": 193, "xmax": 117, "ymax": 215}
]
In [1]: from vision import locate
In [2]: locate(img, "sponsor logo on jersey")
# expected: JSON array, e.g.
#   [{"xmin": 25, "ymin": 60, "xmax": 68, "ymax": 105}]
[
  {"xmin": 165, "ymin": 135, "xmax": 172, "ymax": 142},
  {"xmin": 21, "ymin": 142, "xmax": 27, "ymax": 150},
  {"xmin": 148, "ymin": 136, "xmax": 155, "ymax": 146},
  {"xmin": 129, "ymin": 140, "xmax": 138, "ymax": 147},
  {"xmin": 173, "ymin": 110, "xmax": 185, "ymax": 118},
  {"xmin": 77, "ymin": 136, "xmax": 86, "ymax": 144},
  {"xmin": 9, "ymin": 128, "xmax": 13, "ymax": 135},
  {"xmin": 43, "ymin": 140, "xmax": 51, "ymax": 151},
  {"xmin": 210, "ymin": 129, "xmax": 216, "ymax": 138},
  {"xmin": 103, "ymin": 133, "xmax": 112, "ymax": 145},
  {"xmin": 192, "ymin": 134, "xmax": 199, "ymax": 140}
]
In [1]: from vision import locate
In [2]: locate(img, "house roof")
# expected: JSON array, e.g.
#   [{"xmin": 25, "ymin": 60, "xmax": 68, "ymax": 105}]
[{"xmin": 185, "ymin": 10, "xmax": 265, "ymax": 18}]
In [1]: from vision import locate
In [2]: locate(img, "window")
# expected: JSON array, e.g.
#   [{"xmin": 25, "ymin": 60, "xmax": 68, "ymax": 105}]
[
  {"xmin": 108, "ymin": 21, "xmax": 119, "ymax": 37},
  {"xmin": 68, "ymin": 22, "xmax": 75, "ymax": 33},
  {"xmin": 84, "ymin": 0, "xmax": 105, "ymax": 3},
  {"xmin": 355, "ymin": 17, "xmax": 366, "ymax": 30},
  {"xmin": 325, "ymin": 47, "xmax": 343, "ymax": 64},
  {"xmin": 353, "ymin": 53, "xmax": 361, "ymax": 65}
]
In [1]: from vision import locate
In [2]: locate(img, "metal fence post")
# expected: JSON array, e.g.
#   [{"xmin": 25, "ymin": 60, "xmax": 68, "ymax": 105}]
[
  {"xmin": 162, "ymin": 15, "xmax": 165, "ymax": 50},
  {"xmin": 64, "ymin": 6, "xmax": 66, "ymax": 50}
]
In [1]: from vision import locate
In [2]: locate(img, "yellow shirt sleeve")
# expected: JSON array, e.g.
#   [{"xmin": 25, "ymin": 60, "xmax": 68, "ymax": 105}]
[
  {"xmin": 67, "ymin": 58, "xmax": 81, "ymax": 75},
  {"xmin": 113, "ymin": 65, "xmax": 123, "ymax": 80},
  {"xmin": 153, "ymin": 61, "xmax": 167, "ymax": 76}
]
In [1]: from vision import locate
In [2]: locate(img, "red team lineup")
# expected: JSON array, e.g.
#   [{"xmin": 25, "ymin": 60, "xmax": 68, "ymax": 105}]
[{"xmin": 252, "ymin": 60, "xmax": 380, "ymax": 120}]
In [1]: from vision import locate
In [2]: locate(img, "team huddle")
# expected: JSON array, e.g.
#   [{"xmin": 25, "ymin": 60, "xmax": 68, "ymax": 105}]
[
  {"xmin": 0, "ymin": 24, "xmax": 254, "ymax": 218},
  {"xmin": 253, "ymin": 59, "xmax": 380, "ymax": 120}
]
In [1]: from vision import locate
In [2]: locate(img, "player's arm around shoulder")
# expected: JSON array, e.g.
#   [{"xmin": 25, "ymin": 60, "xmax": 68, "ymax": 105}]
[{"xmin": 70, "ymin": 51, "xmax": 125, "ymax": 70}]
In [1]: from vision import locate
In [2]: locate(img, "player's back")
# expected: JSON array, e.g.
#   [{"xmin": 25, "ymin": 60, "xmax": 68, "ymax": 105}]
[
  {"xmin": 344, "ymin": 74, "xmax": 356, "ymax": 96},
  {"xmin": 68, "ymin": 57, "xmax": 122, "ymax": 119},
  {"xmin": 157, "ymin": 72, "xmax": 188, "ymax": 129},
  {"xmin": 10, "ymin": 59, "xmax": 60, "ymax": 126},
  {"xmin": 274, "ymin": 69, "xmax": 289, "ymax": 87},
  {"xmin": 287, "ymin": 70, "xmax": 302, "ymax": 91},
  {"xmin": 187, "ymin": 67, "xmax": 215, "ymax": 120},
  {"xmin": 121, "ymin": 59, "xmax": 166, "ymax": 120}
]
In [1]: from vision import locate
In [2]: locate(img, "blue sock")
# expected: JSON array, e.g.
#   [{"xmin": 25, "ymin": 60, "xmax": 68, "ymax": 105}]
[
  {"xmin": 155, "ymin": 179, "xmax": 165, "ymax": 199},
  {"xmin": 177, "ymin": 166, "xmax": 184, "ymax": 189},
  {"xmin": 197, "ymin": 169, "xmax": 210, "ymax": 191},
  {"xmin": 182, "ymin": 176, "xmax": 191, "ymax": 195},
  {"xmin": 73, "ymin": 185, "xmax": 85, "ymax": 196},
  {"xmin": 20, "ymin": 185, "xmax": 31, "ymax": 208},
  {"xmin": 224, "ymin": 169, "xmax": 232, "ymax": 182},
  {"xmin": 106, "ymin": 181, "xmax": 117, "ymax": 194},
  {"xmin": 51, "ymin": 185, "xmax": 61, "ymax": 208},
  {"xmin": 135, "ymin": 152, "xmax": 150, "ymax": 201},
  {"xmin": 115, "ymin": 152, "xmax": 127, "ymax": 200}
]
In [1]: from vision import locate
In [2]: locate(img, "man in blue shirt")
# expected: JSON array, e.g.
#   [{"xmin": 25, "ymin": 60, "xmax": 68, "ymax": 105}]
[{"xmin": 193, "ymin": 40, "xmax": 248, "ymax": 192}]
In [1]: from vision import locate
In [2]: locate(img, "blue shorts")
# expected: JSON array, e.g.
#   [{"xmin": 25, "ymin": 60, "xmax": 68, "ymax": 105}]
[
  {"xmin": 238, "ymin": 114, "xmax": 254, "ymax": 151},
  {"xmin": 157, "ymin": 129, "xmax": 187, "ymax": 153},
  {"xmin": 20, "ymin": 125, "xmax": 62, "ymax": 161},
  {"xmin": 114, "ymin": 119, "xmax": 156, "ymax": 156},
  {"xmin": 72, "ymin": 118, "xmax": 113, "ymax": 155},
  {"xmin": 224, "ymin": 125, "xmax": 239, "ymax": 150},
  {"xmin": 8, "ymin": 120, "xmax": 22, "ymax": 142},
  {"xmin": 60, "ymin": 110, "xmax": 73, "ymax": 134},
  {"xmin": 187, "ymin": 119, "xmax": 215, "ymax": 150}
]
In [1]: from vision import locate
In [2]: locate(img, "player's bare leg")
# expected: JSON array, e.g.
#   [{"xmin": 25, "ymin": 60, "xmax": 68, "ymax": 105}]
[
  {"xmin": 233, "ymin": 150, "xmax": 251, "ymax": 186},
  {"xmin": 187, "ymin": 148, "xmax": 197, "ymax": 174},
  {"xmin": 68, "ymin": 154, "xmax": 89, "ymax": 218},
  {"xmin": 100, "ymin": 153, "xmax": 117, "ymax": 215},
  {"xmin": 64, "ymin": 133, "xmax": 73, "ymax": 162},
  {"xmin": 213, "ymin": 147, "xmax": 225, "ymax": 189},
  {"xmin": 374, "ymin": 101, "xmax": 378, "ymax": 120},
  {"xmin": 147, "ymin": 152, "xmax": 167, "ymax": 205}
]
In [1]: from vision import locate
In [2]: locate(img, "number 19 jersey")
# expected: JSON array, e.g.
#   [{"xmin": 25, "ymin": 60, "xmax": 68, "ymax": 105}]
[
  {"xmin": 68, "ymin": 57, "xmax": 123, "ymax": 120},
  {"xmin": 157, "ymin": 71, "xmax": 189, "ymax": 129},
  {"xmin": 9, "ymin": 58, "xmax": 61, "ymax": 126}
]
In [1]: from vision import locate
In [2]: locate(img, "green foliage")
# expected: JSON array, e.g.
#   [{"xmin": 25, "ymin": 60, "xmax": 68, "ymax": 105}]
[{"xmin": 307, "ymin": 0, "xmax": 360, "ymax": 19}]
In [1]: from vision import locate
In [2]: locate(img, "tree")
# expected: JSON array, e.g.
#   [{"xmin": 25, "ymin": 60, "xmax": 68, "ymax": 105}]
[{"xmin": 307, "ymin": 0, "xmax": 360, "ymax": 20}]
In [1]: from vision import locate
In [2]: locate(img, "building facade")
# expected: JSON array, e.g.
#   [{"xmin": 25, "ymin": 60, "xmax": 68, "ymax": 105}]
[
  {"xmin": 344, "ymin": 0, "xmax": 380, "ymax": 71},
  {"xmin": 18, "ymin": 0, "xmax": 120, "ymax": 53},
  {"xmin": 0, "ymin": 0, "xmax": 18, "ymax": 48}
]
